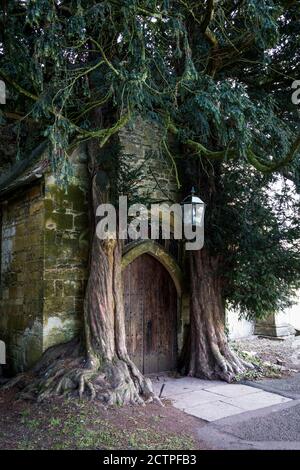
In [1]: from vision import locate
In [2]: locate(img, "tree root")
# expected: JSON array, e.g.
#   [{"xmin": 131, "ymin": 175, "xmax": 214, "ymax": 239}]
[
  {"xmin": 1, "ymin": 341, "xmax": 163, "ymax": 406},
  {"xmin": 188, "ymin": 339, "xmax": 255, "ymax": 383},
  {"xmin": 209, "ymin": 342, "xmax": 255, "ymax": 382}
]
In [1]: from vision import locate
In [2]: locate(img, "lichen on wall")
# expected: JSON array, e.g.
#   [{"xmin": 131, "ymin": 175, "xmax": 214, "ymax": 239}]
[
  {"xmin": 0, "ymin": 184, "xmax": 44, "ymax": 373},
  {"xmin": 0, "ymin": 121, "xmax": 184, "ymax": 374},
  {"xmin": 0, "ymin": 145, "xmax": 90, "ymax": 372},
  {"xmin": 119, "ymin": 117, "xmax": 180, "ymax": 203},
  {"xmin": 42, "ymin": 145, "xmax": 89, "ymax": 351},
  {"xmin": 43, "ymin": 316, "xmax": 82, "ymax": 351}
]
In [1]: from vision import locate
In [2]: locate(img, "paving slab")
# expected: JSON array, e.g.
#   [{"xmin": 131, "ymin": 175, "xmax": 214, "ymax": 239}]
[
  {"xmin": 221, "ymin": 390, "xmax": 291, "ymax": 411},
  {"xmin": 203, "ymin": 383, "xmax": 262, "ymax": 398},
  {"xmin": 171, "ymin": 390, "xmax": 226, "ymax": 408},
  {"xmin": 152, "ymin": 377, "xmax": 222, "ymax": 396},
  {"xmin": 184, "ymin": 400, "xmax": 244, "ymax": 421},
  {"xmin": 152, "ymin": 375, "xmax": 293, "ymax": 422}
]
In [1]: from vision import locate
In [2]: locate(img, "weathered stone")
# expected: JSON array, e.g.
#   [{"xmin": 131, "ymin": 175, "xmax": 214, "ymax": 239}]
[
  {"xmin": 255, "ymin": 313, "xmax": 295, "ymax": 338},
  {"xmin": 50, "ymin": 213, "xmax": 74, "ymax": 231},
  {"xmin": 0, "ymin": 121, "xmax": 182, "ymax": 375},
  {"xmin": 74, "ymin": 213, "xmax": 89, "ymax": 230}
]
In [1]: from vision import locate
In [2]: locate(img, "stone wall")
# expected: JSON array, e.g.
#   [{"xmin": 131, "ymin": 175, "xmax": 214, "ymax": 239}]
[
  {"xmin": 0, "ymin": 120, "xmax": 183, "ymax": 374},
  {"xmin": 226, "ymin": 294, "xmax": 300, "ymax": 340},
  {"xmin": 0, "ymin": 184, "xmax": 44, "ymax": 373},
  {"xmin": 226, "ymin": 309, "xmax": 254, "ymax": 341},
  {"xmin": 41, "ymin": 121, "xmax": 181, "ymax": 353},
  {"xmin": 119, "ymin": 118, "xmax": 180, "ymax": 203},
  {"xmin": 0, "ymin": 147, "xmax": 90, "ymax": 373},
  {"xmin": 42, "ymin": 147, "xmax": 90, "ymax": 351},
  {"xmin": 119, "ymin": 120, "xmax": 185, "ymax": 356}
]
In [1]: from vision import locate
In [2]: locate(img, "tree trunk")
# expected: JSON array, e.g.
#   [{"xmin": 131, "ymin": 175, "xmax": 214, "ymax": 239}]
[
  {"xmin": 187, "ymin": 248, "xmax": 252, "ymax": 382},
  {"xmin": 178, "ymin": 155, "xmax": 254, "ymax": 382},
  {"xmin": 81, "ymin": 157, "xmax": 154, "ymax": 404},
  {"xmin": 4, "ymin": 145, "xmax": 156, "ymax": 405}
]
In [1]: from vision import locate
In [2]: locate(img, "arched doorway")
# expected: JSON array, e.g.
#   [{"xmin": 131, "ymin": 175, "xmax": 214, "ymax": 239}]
[{"xmin": 123, "ymin": 253, "xmax": 178, "ymax": 374}]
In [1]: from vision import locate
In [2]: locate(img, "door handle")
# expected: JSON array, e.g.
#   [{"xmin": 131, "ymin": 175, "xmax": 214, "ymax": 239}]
[
  {"xmin": 147, "ymin": 320, "xmax": 152, "ymax": 334},
  {"xmin": 146, "ymin": 320, "xmax": 152, "ymax": 349}
]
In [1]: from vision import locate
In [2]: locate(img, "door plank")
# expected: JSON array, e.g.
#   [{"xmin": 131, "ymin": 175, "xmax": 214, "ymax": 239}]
[{"xmin": 123, "ymin": 253, "xmax": 177, "ymax": 374}]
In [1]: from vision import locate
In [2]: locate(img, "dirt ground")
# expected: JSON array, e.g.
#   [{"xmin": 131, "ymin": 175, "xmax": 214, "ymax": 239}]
[
  {"xmin": 0, "ymin": 388, "xmax": 209, "ymax": 450},
  {"xmin": 1, "ymin": 336, "xmax": 300, "ymax": 450},
  {"xmin": 232, "ymin": 335, "xmax": 300, "ymax": 379}
]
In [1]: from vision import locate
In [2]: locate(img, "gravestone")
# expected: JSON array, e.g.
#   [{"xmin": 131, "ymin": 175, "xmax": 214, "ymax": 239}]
[
  {"xmin": 0, "ymin": 340, "xmax": 5, "ymax": 377},
  {"xmin": 0, "ymin": 341, "xmax": 5, "ymax": 364},
  {"xmin": 255, "ymin": 313, "xmax": 295, "ymax": 337}
]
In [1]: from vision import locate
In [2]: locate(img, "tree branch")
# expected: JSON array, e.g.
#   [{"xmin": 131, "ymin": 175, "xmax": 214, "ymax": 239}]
[
  {"xmin": 162, "ymin": 139, "xmax": 181, "ymax": 188},
  {"xmin": 0, "ymin": 69, "xmax": 129, "ymax": 147},
  {"xmin": 201, "ymin": 0, "xmax": 215, "ymax": 33},
  {"xmin": 247, "ymin": 135, "xmax": 300, "ymax": 173},
  {"xmin": 167, "ymin": 117, "xmax": 300, "ymax": 173}
]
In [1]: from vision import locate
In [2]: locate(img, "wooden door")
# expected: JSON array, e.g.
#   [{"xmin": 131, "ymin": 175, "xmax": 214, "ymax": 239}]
[{"xmin": 123, "ymin": 254, "xmax": 177, "ymax": 374}]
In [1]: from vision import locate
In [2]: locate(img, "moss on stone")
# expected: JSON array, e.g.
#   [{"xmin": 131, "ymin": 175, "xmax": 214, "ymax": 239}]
[{"xmin": 74, "ymin": 213, "xmax": 89, "ymax": 230}]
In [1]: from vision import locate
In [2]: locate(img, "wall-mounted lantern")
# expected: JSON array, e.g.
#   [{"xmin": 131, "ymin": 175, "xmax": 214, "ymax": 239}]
[
  {"xmin": 182, "ymin": 187, "xmax": 205, "ymax": 228},
  {"xmin": 181, "ymin": 187, "xmax": 206, "ymax": 250}
]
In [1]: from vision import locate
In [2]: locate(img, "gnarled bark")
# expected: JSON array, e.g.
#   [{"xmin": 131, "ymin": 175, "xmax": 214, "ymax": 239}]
[
  {"xmin": 4, "ymin": 148, "xmax": 157, "ymax": 406},
  {"xmin": 76, "ymin": 164, "xmax": 154, "ymax": 404},
  {"xmin": 186, "ymin": 249, "xmax": 253, "ymax": 382}
]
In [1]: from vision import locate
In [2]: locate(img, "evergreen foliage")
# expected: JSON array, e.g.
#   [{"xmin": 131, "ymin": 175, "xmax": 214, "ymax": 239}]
[{"xmin": 1, "ymin": 0, "xmax": 299, "ymax": 319}]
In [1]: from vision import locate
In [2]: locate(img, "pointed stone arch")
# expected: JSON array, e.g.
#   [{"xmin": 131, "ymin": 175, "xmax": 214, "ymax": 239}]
[
  {"xmin": 122, "ymin": 240, "xmax": 190, "ymax": 368},
  {"xmin": 122, "ymin": 240, "xmax": 184, "ymax": 296}
]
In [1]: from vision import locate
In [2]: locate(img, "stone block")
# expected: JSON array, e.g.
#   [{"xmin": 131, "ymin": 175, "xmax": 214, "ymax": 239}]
[
  {"xmin": 204, "ymin": 384, "xmax": 261, "ymax": 398},
  {"xmin": 43, "ymin": 280, "xmax": 56, "ymax": 297},
  {"xmin": 45, "ymin": 218, "xmax": 57, "ymax": 231},
  {"xmin": 63, "ymin": 280, "xmax": 82, "ymax": 297},
  {"xmin": 184, "ymin": 401, "xmax": 244, "ymax": 421},
  {"xmin": 255, "ymin": 313, "xmax": 294, "ymax": 337},
  {"xmin": 222, "ymin": 391, "xmax": 291, "ymax": 411},
  {"xmin": 43, "ymin": 296, "xmax": 75, "ymax": 317},
  {"xmin": 44, "ymin": 197, "xmax": 54, "ymax": 209},
  {"xmin": 64, "ymin": 185, "xmax": 87, "ymax": 212},
  {"xmin": 2, "ymin": 289, "xmax": 9, "ymax": 300},
  {"xmin": 58, "ymin": 213, "xmax": 74, "ymax": 230},
  {"xmin": 28, "ymin": 185, "xmax": 42, "ymax": 199},
  {"xmin": 74, "ymin": 213, "xmax": 89, "ymax": 230},
  {"xmin": 29, "ymin": 201, "xmax": 44, "ymax": 216}
]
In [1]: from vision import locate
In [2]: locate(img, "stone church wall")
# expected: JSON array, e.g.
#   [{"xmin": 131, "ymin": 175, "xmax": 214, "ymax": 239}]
[
  {"xmin": 0, "ymin": 119, "xmax": 182, "ymax": 373},
  {"xmin": 42, "ymin": 147, "xmax": 90, "ymax": 352},
  {"xmin": 0, "ymin": 184, "xmax": 44, "ymax": 373}
]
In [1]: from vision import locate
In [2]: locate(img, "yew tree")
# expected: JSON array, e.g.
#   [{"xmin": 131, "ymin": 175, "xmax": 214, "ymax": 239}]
[{"xmin": 0, "ymin": 0, "xmax": 299, "ymax": 401}]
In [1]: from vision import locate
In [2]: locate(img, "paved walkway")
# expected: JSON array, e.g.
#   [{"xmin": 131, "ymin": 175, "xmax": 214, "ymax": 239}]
[
  {"xmin": 244, "ymin": 373, "xmax": 300, "ymax": 399},
  {"xmin": 152, "ymin": 376, "xmax": 291, "ymax": 421},
  {"xmin": 196, "ymin": 399, "xmax": 300, "ymax": 450}
]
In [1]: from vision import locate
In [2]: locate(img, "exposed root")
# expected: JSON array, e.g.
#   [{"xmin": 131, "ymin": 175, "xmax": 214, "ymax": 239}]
[
  {"xmin": 188, "ymin": 339, "xmax": 256, "ymax": 383},
  {"xmin": 1, "ymin": 341, "xmax": 163, "ymax": 406},
  {"xmin": 1, "ymin": 373, "xmax": 28, "ymax": 391},
  {"xmin": 210, "ymin": 343, "xmax": 255, "ymax": 382}
]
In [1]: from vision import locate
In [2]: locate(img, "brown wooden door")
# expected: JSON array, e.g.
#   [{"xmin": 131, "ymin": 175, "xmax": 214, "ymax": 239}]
[{"xmin": 123, "ymin": 254, "xmax": 177, "ymax": 374}]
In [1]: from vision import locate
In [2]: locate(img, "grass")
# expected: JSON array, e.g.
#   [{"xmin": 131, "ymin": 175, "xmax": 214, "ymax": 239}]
[
  {"xmin": 18, "ymin": 413, "xmax": 195, "ymax": 450},
  {"xmin": 0, "ymin": 397, "xmax": 198, "ymax": 450}
]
